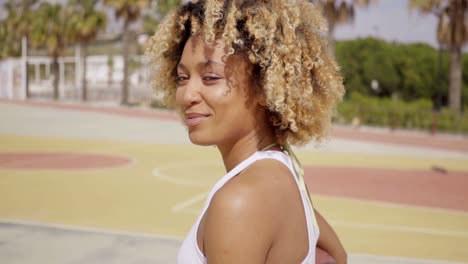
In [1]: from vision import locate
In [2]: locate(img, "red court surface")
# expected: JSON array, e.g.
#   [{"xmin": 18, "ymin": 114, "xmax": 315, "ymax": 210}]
[
  {"xmin": 305, "ymin": 166, "xmax": 468, "ymax": 212},
  {"xmin": 0, "ymin": 152, "xmax": 131, "ymax": 169}
]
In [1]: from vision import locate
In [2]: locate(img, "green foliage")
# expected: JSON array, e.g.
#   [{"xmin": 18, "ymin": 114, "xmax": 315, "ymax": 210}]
[
  {"xmin": 337, "ymin": 38, "xmax": 400, "ymax": 97},
  {"xmin": 335, "ymin": 38, "xmax": 466, "ymax": 107},
  {"xmin": 103, "ymin": 0, "xmax": 150, "ymax": 23},
  {"xmin": 29, "ymin": 2, "xmax": 73, "ymax": 57},
  {"xmin": 0, "ymin": 0, "xmax": 38, "ymax": 59},
  {"xmin": 143, "ymin": 0, "xmax": 180, "ymax": 35},
  {"xmin": 68, "ymin": 0, "xmax": 107, "ymax": 44},
  {"xmin": 336, "ymin": 92, "xmax": 468, "ymax": 133}
]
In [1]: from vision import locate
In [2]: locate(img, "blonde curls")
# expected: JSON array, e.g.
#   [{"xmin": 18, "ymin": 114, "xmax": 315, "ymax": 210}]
[{"xmin": 145, "ymin": 0, "xmax": 345, "ymax": 146}]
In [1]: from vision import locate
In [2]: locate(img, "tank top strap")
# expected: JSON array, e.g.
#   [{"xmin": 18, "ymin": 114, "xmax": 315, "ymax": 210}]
[
  {"xmin": 200, "ymin": 150, "xmax": 318, "ymax": 239},
  {"xmin": 202, "ymin": 151, "xmax": 265, "ymax": 208},
  {"xmin": 178, "ymin": 150, "xmax": 319, "ymax": 264}
]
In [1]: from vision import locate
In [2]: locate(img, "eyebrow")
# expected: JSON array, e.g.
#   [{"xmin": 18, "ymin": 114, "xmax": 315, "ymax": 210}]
[{"xmin": 177, "ymin": 60, "xmax": 225, "ymax": 71}]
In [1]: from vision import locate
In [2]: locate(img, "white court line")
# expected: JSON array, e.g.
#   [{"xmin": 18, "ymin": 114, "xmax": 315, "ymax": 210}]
[
  {"xmin": 0, "ymin": 218, "xmax": 182, "ymax": 241},
  {"xmin": 153, "ymin": 161, "xmax": 468, "ymax": 238},
  {"xmin": 153, "ymin": 167, "xmax": 209, "ymax": 187},
  {"xmin": 1, "ymin": 218, "xmax": 467, "ymax": 264},
  {"xmin": 173, "ymin": 195, "xmax": 468, "ymax": 238},
  {"xmin": 152, "ymin": 160, "xmax": 220, "ymax": 187},
  {"xmin": 153, "ymin": 160, "xmax": 468, "ymax": 216},
  {"xmin": 350, "ymin": 253, "xmax": 468, "ymax": 264},
  {"xmin": 331, "ymin": 220, "xmax": 468, "ymax": 238},
  {"xmin": 314, "ymin": 194, "xmax": 468, "ymax": 216},
  {"xmin": 172, "ymin": 192, "xmax": 209, "ymax": 213}
]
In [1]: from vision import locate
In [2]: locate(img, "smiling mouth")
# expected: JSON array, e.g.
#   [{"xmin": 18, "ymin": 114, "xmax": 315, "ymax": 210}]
[{"xmin": 185, "ymin": 113, "xmax": 210, "ymax": 127}]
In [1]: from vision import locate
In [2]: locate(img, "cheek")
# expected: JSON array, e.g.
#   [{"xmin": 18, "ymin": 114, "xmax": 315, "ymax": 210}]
[
  {"xmin": 174, "ymin": 87, "xmax": 184, "ymax": 107},
  {"xmin": 201, "ymin": 83, "xmax": 231, "ymax": 106}
]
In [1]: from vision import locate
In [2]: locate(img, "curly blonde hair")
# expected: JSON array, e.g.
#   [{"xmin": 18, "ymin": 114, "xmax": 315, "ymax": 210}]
[{"xmin": 145, "ymin": 0, "xmax": 345, "ymax": 146}]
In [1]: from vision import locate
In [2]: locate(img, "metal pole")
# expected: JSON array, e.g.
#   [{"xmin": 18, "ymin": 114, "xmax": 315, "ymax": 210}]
[
  {"xmin": 21, "ymin": 36, "xmax": 28, "ymax": 99},
  {"xmin": 431, "ymin": 44, "xmax": 444, "ymax": 134},
  {"xmin": 60, "ymin": 58, "xmax": 65, "ymax": 99},
  {"xmin": 437, "ymin": 45, "xmax": 443, "ymax": 111}
]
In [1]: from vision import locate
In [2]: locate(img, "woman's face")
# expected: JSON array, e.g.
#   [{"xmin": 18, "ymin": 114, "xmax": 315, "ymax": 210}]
[{"xmin": 175, "ymin": 35, "xmax": 262, "ymax": 146}]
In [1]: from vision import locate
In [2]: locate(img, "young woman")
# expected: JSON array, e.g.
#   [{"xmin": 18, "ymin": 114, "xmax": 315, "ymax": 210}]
[{"xmin": 146, "ymin": 0, "xmax": 347, "ymax": 263}]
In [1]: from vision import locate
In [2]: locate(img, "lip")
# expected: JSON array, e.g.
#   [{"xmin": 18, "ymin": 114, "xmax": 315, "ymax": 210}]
[{"xmin": 184, "ymin": 112, "xmax": 210, "ymax": 127}]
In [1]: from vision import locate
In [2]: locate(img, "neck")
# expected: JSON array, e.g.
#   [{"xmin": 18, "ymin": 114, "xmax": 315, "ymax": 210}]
[{"xmin": 217, "ymin": 127, "xmax": 279, "ymax": 172}]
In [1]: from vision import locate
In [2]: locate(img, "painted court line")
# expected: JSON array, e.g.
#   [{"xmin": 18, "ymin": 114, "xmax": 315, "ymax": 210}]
[
  {"xmin": 173, "ymin": 195, "xmax": 468, "ymax": 238},
  {"xmin": 332, "ymin": 220, "xmax": 468, "ymax": 238},
  {"xmin": 0, "ymin": 218, "xmax": 182, "ymax": 241},
  {"xmin": 152, "ymin": 168, "xmax": 208, "ymax": 187},
  {"xmin": 315, "ymin": 194, "xmax": 468, "ymax": 216},
  {"xmin": 154, "ymin": 165, "xmax": 468, "ymax": 216},
  {"xmin": 1, "ymin": 218, "xmax": 466, "ymax": 264},
  {"xmin": 350, "ymin": 254, "xmax": 467, "ymax": 264},
  {"xmin": 172, "ymin": 192, "xmax": 209, "ymax": 213}
]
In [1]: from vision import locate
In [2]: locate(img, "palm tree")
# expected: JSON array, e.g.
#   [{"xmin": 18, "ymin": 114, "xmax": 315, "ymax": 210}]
[
  {"xmin": 0, "ymin": 13, "xmax": 19, "ymax": 59},
  {"xmin": 409, "ymin": 0, "xmax": 467, "ymax": 113},
  {"xmin": 314, "ymin": 0, "xmax": 376, "ymax": 56},
  {"xmin": 30, "ymin": 2, "xmax": 76, "ymax": 100},
  {"xmin": 103, "ymin": 0, "xmax": 151, "ymax": 105},
  {"xmin": 0, "ymin": 21, "xmax": 8, "ymax": 59},
  {"xmin": 143, "ymin": 0, "xmax": 180, "ymax": 35},
  {"xmin": 69, "ymin": 0, "xmax": 107, "ymax": 101},
  {"xmin": 3, "ymin": 0, "xmax": 38, "ymax": 98}
]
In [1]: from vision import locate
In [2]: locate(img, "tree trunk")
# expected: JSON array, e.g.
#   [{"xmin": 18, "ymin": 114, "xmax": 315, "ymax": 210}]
[
  {"xmin": 81, "ymin": 43, "xmax": 88, "ymax": 101},
  {"xmin": 108, "ymin": 55, "xmax": 113, "ymax": 87},
  {"xmin": 449, "ymin": 46, "xmax": 462, "ymax": 113},
  {"xmin": 121, "ymin": 20, "xmax": 130, "ymax": 105},
  {"xmin": 53, "ymin": 56, "xmax": 59, "ymax": 100},
  {"xmin": 447, "ymin": 0, "xmax": 465, "ymax": 113},
  {"xmin": 22, "ymin": 36, "xmax": 30, "ymax": 98},
  {"xmin": 436, "ymin": 45, "xmax": 443, "ymax": 111}
]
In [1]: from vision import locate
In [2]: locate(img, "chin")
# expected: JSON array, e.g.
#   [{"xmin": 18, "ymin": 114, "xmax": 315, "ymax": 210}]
[{"xmin": 188, "ymin": 130, "xmax": 217, "ymax": 146}]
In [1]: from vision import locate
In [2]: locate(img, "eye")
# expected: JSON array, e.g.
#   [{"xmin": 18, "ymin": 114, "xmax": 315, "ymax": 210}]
[
  {"xmin": 202, "ymin": 75, "xmax": 221, "ymax": 82},
  {"xmin": 175, "ymin": 75, "xmax": 189, "ymax": 86}
]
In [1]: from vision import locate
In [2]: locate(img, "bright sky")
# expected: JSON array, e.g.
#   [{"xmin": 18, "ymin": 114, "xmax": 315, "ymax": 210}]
[
  {"xmin": 335, "ymin": 0, "xmax": 440, "ymax": 48},
  {"xmin": 0, "ymin": 0, "xmax": 449, "ymax": 49}
]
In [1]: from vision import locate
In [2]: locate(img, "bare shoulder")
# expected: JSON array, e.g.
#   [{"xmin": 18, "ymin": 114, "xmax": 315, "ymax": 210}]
[
  {"xmin": 209, "ymin": 158, "xmax": 295, "ymax": 225},
  {"xmin": 203, "ymin": 158, "xmax": 297, "ymax": 263}
]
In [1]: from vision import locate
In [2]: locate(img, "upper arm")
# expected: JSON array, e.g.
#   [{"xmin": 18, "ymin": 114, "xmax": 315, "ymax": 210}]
[
  {"xmin": 203, "ymin": 174, "xmax": 278, "ymax": 264},
  {"xmin": 315, "ymin": 209, "xmax": 347, "ymax": 263}
]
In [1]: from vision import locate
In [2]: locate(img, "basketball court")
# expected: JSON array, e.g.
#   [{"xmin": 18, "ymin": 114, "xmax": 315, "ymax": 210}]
[{"xmin": 0, "ymin": 99, "xmax": 467, "ymax": 264}]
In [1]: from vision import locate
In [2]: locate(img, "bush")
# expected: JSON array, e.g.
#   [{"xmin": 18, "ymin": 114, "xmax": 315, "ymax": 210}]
[
  {"xmin": 336, "ymin": 92, "xmax": 468, "ymax": 134},
  {"xmin": 335, "ymin": 38, "xmax": 468, "ymax": 107}
]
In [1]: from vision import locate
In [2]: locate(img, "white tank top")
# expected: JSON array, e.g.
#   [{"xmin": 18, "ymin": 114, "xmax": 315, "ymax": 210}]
[{"xmin": 177, "ymin": 150, "xmax": 320, "ymax": 263}]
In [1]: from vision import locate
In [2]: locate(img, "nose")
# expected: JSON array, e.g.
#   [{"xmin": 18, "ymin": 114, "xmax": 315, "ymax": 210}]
[{"xmin": 181, "ymin": 79, "xmax": 202, "ymax": 107}]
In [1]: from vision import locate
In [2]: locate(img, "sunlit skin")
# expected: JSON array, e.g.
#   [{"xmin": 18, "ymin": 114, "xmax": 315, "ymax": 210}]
[
  {"xmin": 175, "ymin": 35, "xmax": 279, "ymax": 171},
  {"xmin": 174, "ymin": 35, "xmax": 347, "ymax": 263}
]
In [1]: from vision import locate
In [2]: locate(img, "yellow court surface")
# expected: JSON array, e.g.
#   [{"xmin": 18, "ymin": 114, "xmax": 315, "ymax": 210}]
[{"xmin": 1, "ymin": 134, "xmax": 468, "ymax": 263}]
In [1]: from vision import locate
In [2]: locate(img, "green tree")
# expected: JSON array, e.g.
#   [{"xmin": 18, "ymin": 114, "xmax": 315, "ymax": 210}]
[
  {"xmin": 1, "ymin": 2, "xmax": 19, "ymax": 58},
  {"xmin": 314, "ymin": 0, "xmax": 376, "ymax": 56},
  {"xmin": 2, "ymin": 0, "xmax": 38, "ymax": 97},
  {"xmin": 69, "ymin": 0, "xmax": 107, "ymax": 101},
  {"xmin": 336, "ymin": 38, "xmax": 399, "ymax": 97},
  {"xmin": 103, "ymin": 0, "xmax": 151, "ymax": 105},
  {"xmin": 143, "ymin": 0, "xmax": 180, "ymax": 34},
  {"xmin": 29, "ymin": 2, "xmax": 76, "ymax": 100},
  {"xmin": 0, "ymin": 14, "xmax": 18, "ymax": 59},
  {"xmin": 409, "ymin": 0, "xmax": 468, "ymax": 112},
  {"xmin": 0, "ymin": 21, "xmax": 7, "ymax": 58},
  {"xmin": 334, "ymin": 38, "xmax": 468, "ymax": 107}
]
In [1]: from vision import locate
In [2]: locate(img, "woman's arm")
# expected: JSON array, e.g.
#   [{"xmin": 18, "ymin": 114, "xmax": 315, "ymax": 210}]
[{"xmin": 315, "ymin": 209, "xmax": 347, "ymax": 264}]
